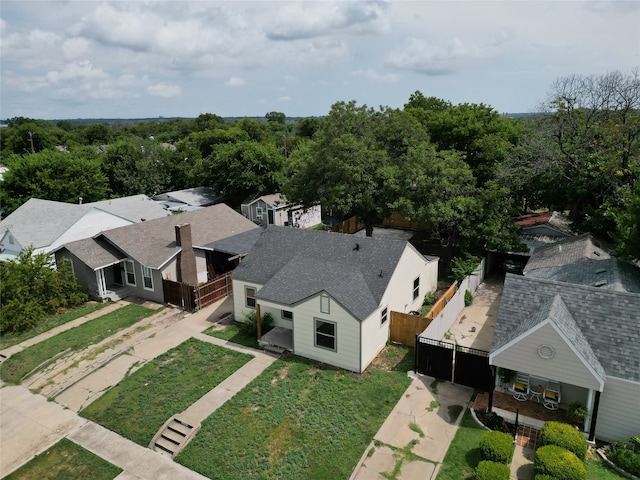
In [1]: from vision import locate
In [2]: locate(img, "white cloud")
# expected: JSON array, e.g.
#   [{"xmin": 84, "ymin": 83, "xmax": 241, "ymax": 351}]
[
  {"xmin": 351, "ymin": 68, "xmax": 398, "ymax": 82},
  {"xmin": 147, "ymin": 83, "xmax": 181, "ymax": 98},
  {"xmin": 61, "ymin": 37, "xmax": 90, "ymax": 59},
  {"xmin": 44, "ymin": 61, "xmax": 107, "ymax": 84},
  {"xmin": 279, "ymin": 96, "xmax": 291, "ymax": 102},
  {"xmin": 226, "ymin": 77, "xmax": 245, "ymax": 87}
]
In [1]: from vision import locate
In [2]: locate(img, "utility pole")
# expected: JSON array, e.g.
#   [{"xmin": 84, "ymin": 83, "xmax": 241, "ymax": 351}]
[{"xmin": 28, "ymin": 131, "xmax": 35, "ymax": 153}]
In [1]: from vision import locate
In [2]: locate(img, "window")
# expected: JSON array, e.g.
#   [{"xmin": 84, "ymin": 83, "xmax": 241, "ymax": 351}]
[
  {"xmin": 256, "ymin": 206, "xmax": 263, "ymax": 218},
  {"xmin": 124, "ymin": 260, "xmax": 136, "ymax": 286},
  {"xmin": 315, "ymin": 319, "xmax": 336, "ymax": 351},
  {"xmin": 381, "ymin": 307, "xmax": 388, "ymax": 325},
  {"xmin": 8, "ymin": 234, "xmax": 14, "ymax": 245},
  {"xmin": 413, "ymin": 277, "xmax": 420, "ymax": 300},
  {"xmin": 142, "ymin": 265, "xmax": 153, "ymax": 290},
  {"xmin": 245, "ymin": 286, "xmax": 256, "ymax": 308},
  {"xmin": 320, "ymin": 293, "xmax": 330, "ymax": 314},
  {"xmin": 282, "ymin": 310, "xmax": 293, "ymax": 320}
]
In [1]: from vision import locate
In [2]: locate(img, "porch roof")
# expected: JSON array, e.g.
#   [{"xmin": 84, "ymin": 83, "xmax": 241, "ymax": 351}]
[
  {"xmin": 62, "ymin": 236, "xmax": 126, "ymax": 270},
  {"xmin": 492, "ymin": 274, "xmax": 640, "ymax": 382}
]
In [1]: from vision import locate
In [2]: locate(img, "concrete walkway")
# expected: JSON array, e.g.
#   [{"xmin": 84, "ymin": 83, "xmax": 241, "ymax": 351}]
[{"xmin": 351, "ymin": 373, "xmax": 474, "ymax": 480}]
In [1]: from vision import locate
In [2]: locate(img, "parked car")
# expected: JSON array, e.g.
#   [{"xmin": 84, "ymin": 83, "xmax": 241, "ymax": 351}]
[{"xmin": 500, "ymin": 258, "xmax": 525, "ymax": 274}]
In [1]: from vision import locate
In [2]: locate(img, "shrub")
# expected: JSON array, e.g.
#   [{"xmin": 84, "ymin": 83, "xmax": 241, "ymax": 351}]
[
  {"xmin": 535, "ymin": 445, "xmax": 586, "ymax": 480},
  {"xmin": 608, "ymin": 440, "xmax": 640, "ymax": 476},
  {"xmin": 475, "ymin": 460, "xmax": 510, "ymax": 480},
  {"xmin": 464, "ymin": 289, "xmax": 473, "ymax": 306},
  {"xmin": 238, "ymin": 310, "xmax": 274, "ymax": 336},
  {"xmin": 479, "ymin": 430, "xmax": 514, "ymax": 464},
  {"xmin": 534, "ymin": 475, "xmax": 557, "ymax": 480},
  {"xmin": 423, "ymin": 291, "xmax": 435, "ymax": 306},
  {"xmin": 539, "ymin": 421, "xmax": 588, "ymax": 460}
]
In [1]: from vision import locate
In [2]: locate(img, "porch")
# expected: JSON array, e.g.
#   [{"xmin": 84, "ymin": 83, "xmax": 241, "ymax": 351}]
[{"xmin": 258, "ymin": 326, "xmax": 293, "ymax": 354}]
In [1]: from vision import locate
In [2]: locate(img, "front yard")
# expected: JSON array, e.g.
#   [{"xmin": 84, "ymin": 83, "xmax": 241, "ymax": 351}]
[
  {"xmin": 80, "ymin": 338, "xmax": 253, "ymax": 446},
  {"xmin": 176, "ymin": 345, "xmax": 413, "ymax": 479}
]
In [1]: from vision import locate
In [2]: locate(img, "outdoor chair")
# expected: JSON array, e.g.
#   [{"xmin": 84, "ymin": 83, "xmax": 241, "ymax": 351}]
[
  {"xmin": 543, "ymin": 381, "xmax": 561, "ymax": 410},
  {"xmin": 510, "ymin": 372, "xmax": 530, "ymax": 401}
]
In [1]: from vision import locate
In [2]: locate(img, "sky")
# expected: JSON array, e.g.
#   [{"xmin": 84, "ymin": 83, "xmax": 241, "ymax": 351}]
[{"xmin": 1, "ymin": 1, "xmax": 639, "ymax": 120}]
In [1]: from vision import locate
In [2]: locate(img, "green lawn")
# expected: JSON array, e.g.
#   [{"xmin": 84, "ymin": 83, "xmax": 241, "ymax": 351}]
[
  {"xmin": 3, "ymin": 438, "xmax": 122, "ymax": 480},
  {"xmin": 80, "ymin": 338, "xmax": 253, "ymax": 446},
  {"xmin": 0, "ymin": 302, "xmax": 107, "ymax": 350},
  {"xmin": 204, "ymin": 322, "xmax": 260, "ymax": 349},
  {"xmin": 176, "ymin": 345, "xmax": 414, "ymax": 480},
  {"xmin": 436, "ymin": 409, "xmax": 486, "ymax": 479},
  {"xmin": 586, "ymin": 454, "xmax": 628, "ymax": 479},
  {"xmin": 0, "ymin": 304, "xmax": 160, "ymax": 384}
]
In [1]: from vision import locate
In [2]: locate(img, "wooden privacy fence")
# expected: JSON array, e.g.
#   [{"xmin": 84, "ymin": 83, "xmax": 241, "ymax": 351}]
[
  {"xmin": 390, "ymin": 311, "xmax": 432, "ymax": 347},
  {"xmin": 329, "ymin": 216, "xmax": 365, "ymax": 234},
  {"xmin": 381, "ymin": 212, "xmax": 431, "ymax": 231},
  {"xmin": 424, "ymin": 281, "xmax": 458, "ymax": 320},
  {"xmin": 163, "ymin": 271, "xmax": 233, "ymax": 311}
]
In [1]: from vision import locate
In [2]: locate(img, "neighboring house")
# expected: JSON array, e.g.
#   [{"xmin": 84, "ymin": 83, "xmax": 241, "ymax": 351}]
[
  {"xmin": 0, "ymin": 196, "xmax": 168, "ymax": 261},
  {"xmin": 241, "ymin": 193, "xmax": 322, "ymax": 228},
  {"xmin": 516, "ymin": 211, "xmax": 574, "ymax": 254},
  {"xmin": 153, "ymin": 187, "xmax": 225, "ymax": 213},
  {"xmin": 490, "ymin": 234, "xmax": 640, "ymax": 443},
  {"xmin": 55, "ymin": 204, "xmax": 259, "ymax": 303},
  {"xmin": 232, "ymin": 226, "xmax": 439, "ymax": 373}
]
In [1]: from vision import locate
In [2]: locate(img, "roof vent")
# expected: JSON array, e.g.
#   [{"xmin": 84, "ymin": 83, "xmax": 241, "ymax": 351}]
[
  {"xmin": 596, "ymin": 268, "xmax": 606, "ymax": 274},
  {"xmin": 593, "ymin": 250, "xmax": 600, "ymax": 256},
  {"xmin": 379, "ymin": 270, "xmax": 384, "ymax": 277},
  {"xmin": 353, "ymin": 243, "xmax": 360, "ymax": 251},
  {"xmin": 594, "ymin": 280, "xmax": 607, "ymax": 287}
]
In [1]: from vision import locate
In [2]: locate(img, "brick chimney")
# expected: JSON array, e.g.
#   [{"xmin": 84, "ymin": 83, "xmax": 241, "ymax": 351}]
[{"xmin": 175, "ymin": 224, "xmax": 197, "ymax": 286}]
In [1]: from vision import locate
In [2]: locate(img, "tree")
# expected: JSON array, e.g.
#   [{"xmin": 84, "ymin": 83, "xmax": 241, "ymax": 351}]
[
  {"xmin": 532, "ymin": 70, "xmax": 640, "ymax": 236},
  {"xmin": 1, "ymin": 117, "xmax": 59, "ymax": 156},
  {"xmin": 0, "ymin": 247, "xmax": 88, "ymax": 334},
  {"xmin": 607, "ymin": 182, "xmax": 640, "ymax": 261},
  {"xmin": 0, "ymin": 148, "xmax": 109, "ymax": 215},
  {"xmin": 285, "ymin": 102, "xmax": 422, "ymax": 236},
  {"xmin": 206, "ymin": 140, "xmax": 284, "ymax": 206},
  {"xmin": 265, "ymin": 111, "xmax": 286, "ymax": 125}
]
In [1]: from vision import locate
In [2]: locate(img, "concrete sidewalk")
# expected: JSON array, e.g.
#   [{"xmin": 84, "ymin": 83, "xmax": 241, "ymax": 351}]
[{"xmin": 350, "ymin": 374, "xmax": 474, "ymax": 480}]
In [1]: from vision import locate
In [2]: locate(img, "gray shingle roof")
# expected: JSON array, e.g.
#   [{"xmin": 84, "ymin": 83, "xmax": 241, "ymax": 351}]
[
  {"xmin": 201, "ymin": 228, "xmax": 263, "ymax": 256},
  {"xmin": 494, "ymin": 274, "xmax": 640, "ymax": 382},
  {"xmin": 100, "ymin": 203, "xmax": 258, "ymax": 268},
  {"xmin": 524, "ymin": 233, "xmax": 610, "ymax": 272},
  {"xmin": 62, "ymin": 236, "xmax": 127, "ymax": 270},
  {"xmin": 0, "ymin": 196, "xmax": 168, "ymax": 250},
  {"xmin": 232, "ymin": 226, "xmax": 418, "ymax": 321}
]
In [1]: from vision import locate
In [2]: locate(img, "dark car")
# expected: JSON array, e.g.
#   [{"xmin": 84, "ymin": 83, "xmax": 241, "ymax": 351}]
[{"xmin": 500, "ymin": 258, "xmax": 525, "ymax": 274}]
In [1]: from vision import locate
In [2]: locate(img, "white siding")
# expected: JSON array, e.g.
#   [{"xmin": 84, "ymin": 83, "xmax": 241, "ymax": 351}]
[
  {"xmin": 232, "ymin": 279, "xmax": 262, "ymax": 321},
  {"xmin": 359, "ymin": 309, "xmax": 389, "ymax": 372},
  {"xmin": 292, "ymin": 292, "xmax": 361, "ymax": 372},
  {"xmin": 290, "ymin": 205, "xmax": 321, "ymax": 229},
  {"xmin": 0, "ymin": 230, "xmax": 23, "ymax": 260},
  {"xmin": 595, "ymin": 377, "xmax": 640, "ymax": 443},
  {"xmin": 491, "ymin": 322, "xmax": 603, "ymax": 391}
]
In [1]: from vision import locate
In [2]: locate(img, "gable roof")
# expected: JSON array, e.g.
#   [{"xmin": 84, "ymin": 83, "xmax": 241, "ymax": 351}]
[
  {"xmin": 233, "ymin": 226, "xmax": 424, "ymax": 321},
  {"xmin": 0, "ymin": 196, "xmax": 167, "ymax": 251},
  {"xmin": 493, "ymin": 274, "xmax": 640, "ymax": 382},
  {"xmin": 62, "ymin": 236, "xmax": 127, "ymax": 270},
  {"xmin": 524, "ymin": 233, "xmax": 640, "ymax": 293},
  {"xmin": 97, "ymin": 203, "xmax": 258, "ymax": 268},
  {"xmin": 153, "ymin": 187, "xmax": 225, "ymax": 207},
  {"xmin": 241, "ymin": 192, "xmax": 289, "ymax": 209}
]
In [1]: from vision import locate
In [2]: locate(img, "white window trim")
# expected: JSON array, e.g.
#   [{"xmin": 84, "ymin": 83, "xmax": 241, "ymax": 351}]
[
  {"xmin": 142, "ymin": 265, "xmax": 154, "ymax": 291},
  {"xmin": 124, "ymin": 260, "xmax": 136, "ymax": 286},
  {"xmin": 320, "ymin": 293, "xmax": 330, "ymax": 314},
  {"xmin": 256, "ymin": 206, "xmax": 263, "ymax": 218},
  {"xmin": 413, "ymin": 276, "xmax": 420, "ymax": 301},
  {"xmin": 245, "ymin": 286, "xmax": 257, "ymax": 308},
  {"xmin": 314, "ymin": 318, "xmax": 336, "ymax": 352}
]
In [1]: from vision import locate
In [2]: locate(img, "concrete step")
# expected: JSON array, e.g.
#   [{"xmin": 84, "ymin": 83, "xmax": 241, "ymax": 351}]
[
  {"xmin": 161, "ymin": 428, "xmax": 186, "ymax": 445},
  {"xmin": 167, "ymin": 419, "xmax": 193, "ymax": 437},
  {"xmin": 154, "ymin": 437, "xmax": 178, "ymax": 456},
  {"xmin": 150, "ymin": 415, "xmax": 201, "ymax": 458},
  {"xmin": 263, "ymin": 344, "xmax": 286, "ymax": 355}
]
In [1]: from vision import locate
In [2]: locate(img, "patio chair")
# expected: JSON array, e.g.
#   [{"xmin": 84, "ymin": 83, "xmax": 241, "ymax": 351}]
[
  {"xmin": 543, "ymin": 381, "xmax": 561, "ymax": 410},
  {"xmin": 510, "ymin": 372, "xmax": 530, "ymax": 401}
]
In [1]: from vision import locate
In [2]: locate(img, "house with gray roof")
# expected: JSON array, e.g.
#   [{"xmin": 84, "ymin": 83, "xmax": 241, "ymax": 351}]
[
  {"xmin": 55, "ymin": 204, "xmax": 258, "ymax": 303},
  {"xmin": 0, "ymin": 195, "xmax": 168, "ymax": 261},
  {"xmin": 490, "ymin": 233, "xmax": 640, "ymax": 443},
  {"xmin": 240, "ymin": 192, "xmax": 322, "ymax": 228},
  {"xmin": 232, "ymin": 226, "xmax": 439, "ymax": 373},
  {"xmin": 153, "ymin": 186, "xmax": 225, "ymax": 213}
]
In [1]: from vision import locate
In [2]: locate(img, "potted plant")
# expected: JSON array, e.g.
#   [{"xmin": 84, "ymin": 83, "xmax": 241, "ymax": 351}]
[{"xmin": 566, "ymin": 401, "xmax": 589, "ymax": 426}]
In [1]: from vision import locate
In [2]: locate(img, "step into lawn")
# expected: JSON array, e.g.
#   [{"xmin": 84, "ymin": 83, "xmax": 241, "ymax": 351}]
[{"xmin": 80, "ymin": 338, "xmax": 253, "ymax": 446}]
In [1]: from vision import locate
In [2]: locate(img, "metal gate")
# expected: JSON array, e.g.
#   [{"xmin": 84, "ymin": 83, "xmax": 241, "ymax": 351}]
[{"xmin": 415, "ymin": 336, "xmax": 495, "ymax": 392}]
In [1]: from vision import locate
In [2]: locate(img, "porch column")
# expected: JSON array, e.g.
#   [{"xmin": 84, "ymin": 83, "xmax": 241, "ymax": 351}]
[
  {"xmin": 588, "ymin": 391, "xmax": 601, "ymax": 442},
  {"xmin": 96, "ymin": 269, "xmax": 107, "ymax": 297},
  {"xmin": 256, "ymin": 304, "xmax": 262, "ymax": 340},
  {"xmin": 584, "ymin": 388, "xmax": 595, "ymax": 432}
]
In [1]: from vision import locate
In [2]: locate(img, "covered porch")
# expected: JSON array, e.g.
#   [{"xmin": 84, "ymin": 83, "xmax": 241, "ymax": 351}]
[{"xmin": 258, "ymin": 326, "xmax": 293, "ymax": 354}]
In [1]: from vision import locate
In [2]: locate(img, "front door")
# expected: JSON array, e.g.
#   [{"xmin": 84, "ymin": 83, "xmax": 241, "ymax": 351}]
[
  {"xmin": 113, "ymin": 263, "xmax": 123, "ymax": 285},
  {"xmin": 268, "ymin": 209, "xmax": 274, "ymax": 225}
]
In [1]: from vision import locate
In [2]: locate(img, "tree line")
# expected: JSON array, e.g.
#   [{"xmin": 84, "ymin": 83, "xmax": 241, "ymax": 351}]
[{"xmin": 1, "ymin": 70, "xmax": 638, "ymax": 262}]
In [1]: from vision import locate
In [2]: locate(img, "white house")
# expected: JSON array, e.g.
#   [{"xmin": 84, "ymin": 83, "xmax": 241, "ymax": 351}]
[
  {"xmin": 490, "ymin": 234, "xmax": 640, "ymax": 443},
  {"xmin": 0, "ymin": 196, "xmax": 168, "ymax": 261},
  {"xmin": 240, "ymin": 193, "xmax": 321, "ymax": 229},
  {"xmin": 232, "ymin": 226, "xmax": 439, "ymax": 373}
]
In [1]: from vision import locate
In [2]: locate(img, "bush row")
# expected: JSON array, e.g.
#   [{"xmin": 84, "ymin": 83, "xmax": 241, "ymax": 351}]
[{"xmin": 539, "ymin": 421, "xmax": 588, "ymax": 460}]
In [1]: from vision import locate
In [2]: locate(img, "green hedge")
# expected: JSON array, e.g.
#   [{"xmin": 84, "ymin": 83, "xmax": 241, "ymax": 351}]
[
  {"xmin": 475, "ymin": 460, "xmax": 510, "ymax": 480},
  {"xmin": 479, "ymin": 430, "xmax": 514, "ymax": 464},
  {"xmin": 539, "ymin": 421, "xmax": 588, "ymax": 460},
  {"xmin": 534, "ymin": 475, "xmax": 556, "ymax": 480},
  {"xmin": 535, "ymin": 445, "xmax": 586, "ymax": 480},
  {"xmin": 608, "ymin": 440, "xmax": 640, "ymax": 476}
]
